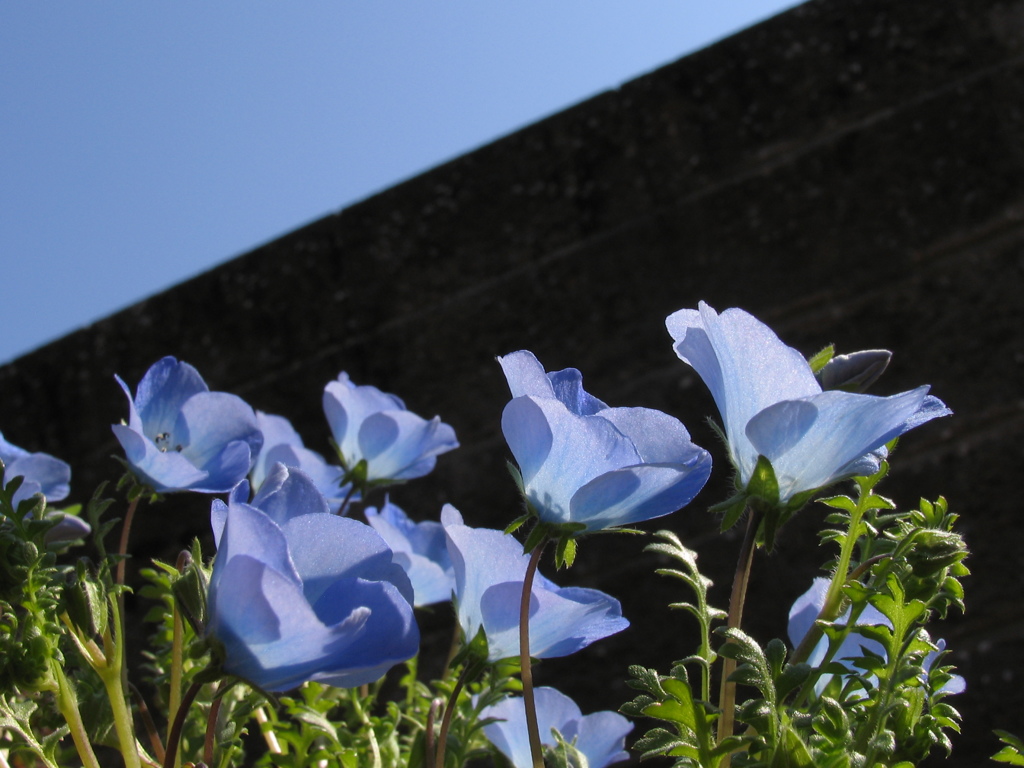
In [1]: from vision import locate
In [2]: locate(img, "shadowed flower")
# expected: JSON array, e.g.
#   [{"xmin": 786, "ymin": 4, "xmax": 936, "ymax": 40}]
[
  {"xmin": 497, "ymin": 350, "xmax": 712, "ymax": 533},
  {"xmin": 788, "ymin": 577, "xmax": 965, "ymax": 698},
  {"xmin": 442, "ymin": 505, "xmax": 627, "ymax": 661},
  {"xmin": 482, "ymin": 686, "xmax": 632, "ymax": 768},
  {"xmin": 364, "ymin": 499, "xmax": 454, "ymax": 607},
  {"xmin": 252, "ymin": 411, "xmax": 349, "ymax": 514},
  {"xmin": 0, "ymin": 431, "xmax": 87, "ymax": 543},
  {"xmin": 0, "ymin": 431, "xmax": 71, "ymax": 507},
  {"xmin": 112, "ymin": 357, "xmax": 263, "ymax": 493},
  {"xmin": 323, "ymin": 372, "xmax": 458, "ymax": 485},
  {"xmin": 207, "ymin": 464, "xmax": 419, "ymax": 692},
  {"xmin": 666, "ymin": 302, "xmax": 951, "ymax": 505}
]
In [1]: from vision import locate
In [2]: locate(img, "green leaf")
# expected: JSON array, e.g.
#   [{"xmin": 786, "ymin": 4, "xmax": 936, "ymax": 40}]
[
  {"xmin": 712, "ymin": 493, "xmax": 749, "ymax": 533},
  {"xmin": 748, "ymin": 455, "xmax": 780, "ymax": 508},
  {"xmin": 771, "ymin": 724, "xmax": 817, "ymax": 768},
  {"xmin": 993, "ymin": 730, "xmax": 1024, "ymax": 765},
  {"xmin": 554, "ymin": 535, "xmax": 577, "ymax": 569}
]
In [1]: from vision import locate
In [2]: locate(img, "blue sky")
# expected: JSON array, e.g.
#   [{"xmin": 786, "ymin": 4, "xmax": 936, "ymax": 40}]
[{"xmin": 0, "ymin": 1, "xmax": 801, "ymax": 364}]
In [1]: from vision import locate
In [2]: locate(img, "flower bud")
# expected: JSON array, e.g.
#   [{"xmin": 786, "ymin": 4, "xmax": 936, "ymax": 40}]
[
  {"xmin": 817, "ymin": 349, "xmax": 892, "ymax": 393},
  {"xmin": 171, "ymin": 550, "xmax": 208, "ymax": 636},
  {"xmin": 908, "ymin": 529, "xmax": 967, "ymax": 576},
  {"xmin": 62, "ymin": 559, "xmax": 108, "ymax": 638}
]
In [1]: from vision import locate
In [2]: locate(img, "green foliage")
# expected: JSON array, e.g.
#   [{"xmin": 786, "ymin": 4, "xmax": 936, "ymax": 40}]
[
  {"xmin": 0, "ymin": 461, "xmax": 66, "ymax": 694},
  {"xmin": 626, "ymin": 458, "xmax": 970, "ymax": 768},
  {"xmin": 993, "ymin": 730, "xmax": 1024, "ymax": 765}
]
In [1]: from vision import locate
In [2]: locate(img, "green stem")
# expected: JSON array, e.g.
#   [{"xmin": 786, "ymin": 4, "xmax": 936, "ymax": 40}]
[
  {"xmin": 115, "ymin": 495, "xmax": 142, "ymax": 696},
  {"xmin": 434, "ymin": 664, "xmax": 475, "ymax": 768},
  {"xmin": 519, "ymin": 539, "xmax": 548, "ymax": 768},
  {"xmin": 790, "ymin": 504, "xmax": 867, "ymax": 667},
  {"xmin": 168, "ymin": 594, "xmax": 184, "ymax": 768},
  {"xmin": 716, "ymin": 505, "xmax": 761, "ymax": 760},
  {"xmin": 95, "ymin": 600, "xmax": 142, "ymax": 768},
  {"xmin": 52, "ymin": 663, "xmax": 102, "ymax": 768},
  {"xmin": 856, "ymin": 630, "xmax": 910, "ymax": 762}
]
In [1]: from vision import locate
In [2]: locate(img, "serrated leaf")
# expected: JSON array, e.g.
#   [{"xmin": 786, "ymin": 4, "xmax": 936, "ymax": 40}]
[{"xmin": 554, "ymin": 535, "xmax": 577, "ymax": 569}]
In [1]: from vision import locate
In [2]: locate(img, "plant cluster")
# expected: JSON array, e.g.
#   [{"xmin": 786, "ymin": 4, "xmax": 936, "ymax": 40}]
[{"xmin": 0, "ymin": 300, "xmax": 1015, "ymax": 768}]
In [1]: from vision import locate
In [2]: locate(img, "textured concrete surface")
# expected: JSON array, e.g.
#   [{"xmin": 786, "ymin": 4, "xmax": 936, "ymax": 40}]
[{"xmin": 3, "ymin": 0, "xmax": 1023, "ymax": 763}]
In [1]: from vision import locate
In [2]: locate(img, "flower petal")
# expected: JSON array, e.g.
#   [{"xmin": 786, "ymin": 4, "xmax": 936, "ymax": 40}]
[
  {"xmin": 443, "ymin": 508, "xmax": 627, "ymax": 660},
  {"xmin": 357, "ymin": 411, "xmax": 456, "ymax": 481},
  {"xmin": 569, "ymin": 460, "xmax": 712, "ymax": 531},
  {"xmin": 746, "ymin": 387, "xmax": 938, "ymax": 501},
  {"xmin": 4, "ymin": 452, "xmax": 71, "ymax": 504},
  {"xmin": 482, "ymin": 688, "xmax": 631, "ymax": 768},
  {"xmin": 667, "ymin": 302, "xmax": 819, "ymax": 479},
  {"xmin": 211, "ymin": 554, "xmax": 371, "ymax": 692},
  {"xmin": 282, "ymin": 512, "xmax": 413, "ymax": 607},
  {"xmin": 480, "ymin": 580, "xmax": 628, "ymax": 660},
  {"xmin": 323, "ymin": 373, "xmax": 406, "ymax": 464},
  {"xmin": 111, "ymin": 423, "xmax": 209, "ymax": 493},
  {"xmin": 365, "ymin": 502, "xmax": 453, "ymax": 607},
  {"xmin": 497, "ymin": 350, "xmax": 558, "ymax": 400},
  {"xmin": 133, "ymin": 357, "xmax": 209, "ymax": 439},
  {"xmin": 176, "ymin": 392, "xmax": 262, "ymax": 475},
  {"xmin": 250, "ymin": 463, "xmax": 331, "ymax": 527},
  {"xmin": 502, "ymin": 397, "xmax": 639, "ymax": 525},
  {"xmin": 308, "ymin": 576, "xmax": 419, "ymax": 688}
]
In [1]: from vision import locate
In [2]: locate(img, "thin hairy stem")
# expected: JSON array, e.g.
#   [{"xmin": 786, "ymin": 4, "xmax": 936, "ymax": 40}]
[
  {"xmin": 716, "ymin": 505, "xmax": 761, "ymax": 761},
  {"xmin": 115, "ymin": 496, "xmax": 140, "ymax": 588},
  {"xmin": 204, "ymin": 693, "xmax": 223, "ymax": 766},
  {"xmin": 519, "ymin": 540, "xmax": 548, "ymax": 768},
  {"xmin": 425, "ymin": 698, "xmax": 442, "ymax": 768},
  {"xmin": 163, "ymin": 679, "xmax": 205, "ymax": 768},
  {"xmin": 129, "ymin": 682, "xmax": 165, "ymax": 762},
  {"xmin": 434, "ymin": 665, "xmax": 473, "ymax": 768}
]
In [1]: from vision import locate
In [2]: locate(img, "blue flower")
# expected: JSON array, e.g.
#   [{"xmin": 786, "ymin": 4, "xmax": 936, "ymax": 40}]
[
  {"xmin": 112, "ymin": 357, "xmax": 263, "ymax": 493},
  {"xmin": 0, "ymin": 431, "xmax": 71, "ymax": 507},
  {"xmin": 252, "ymin": 411, "xmax": 350, "ymax": 514},
  {"xmin": 322, "ymin": 372, "xmax": 458, "ymax": 484},
  {"xmin": 207, "ymin": 464, "xmax": 419, "ymax": 692},
  {"xmin": 666, "ymin": 303, "xmax": 951, "ymax": 504},
  {"xmin": 482, "ymin": 687, "xmax": 632, "ymax": 768},
  {"xmin": 498, "ymin": 350, "xmax": 712, "ymax": 533},
  {"xmin": 442, "ymin": 505, "xmax": 628, "ymax": 661},
  {"xmin": 0, "ymin": 431, "xmax": 88, "ymax": 543},
  {"xmin": 788, "ymin": 577, "xmax": 965, "ymax": 698},
  {"xmin": 364, "ymin": 499, "xmax": 454, "ymax": 607}
]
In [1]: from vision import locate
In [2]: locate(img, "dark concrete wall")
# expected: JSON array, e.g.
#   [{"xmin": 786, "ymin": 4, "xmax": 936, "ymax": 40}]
[{"xmin": 3, "ymin": 0, "xmax": 1023, "ymax": 763}]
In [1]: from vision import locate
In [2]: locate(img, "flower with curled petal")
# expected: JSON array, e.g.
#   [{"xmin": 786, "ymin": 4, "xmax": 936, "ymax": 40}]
[
  {"xmin": 0, "ymin": 431, "xmax": 71, "ymax": 507},
  {"xmin": 666, "ymin": 302, "xmax": 951, "ymax": 507},
  {"xmin": 482, "ymin": 686, "xmax": 632, "ymax": 768},
  {"xmin": 498, "ymin": 350, "xmax": 712, "ymax": 534},
  {"xmin": 322, "ymin": 372, "xmax": 458, "ymax": 487},
  {"xmin": 112, "ymin": 357, "xmax": 263, "ymax": 493},
  {"xmin": 442, "ymin": 505, "xmax": 627, "ymax": 661},
  {"xmin": 207, "ymin": 463, "xmax": 419, "ymax": 692},
  {"xmin": 251, "ymin": 411, "xmax": 350, "ymax": 514},
  {"xmin": 364, "ymin": 499, "xmax": 454, "ymax": 607},
  {"xmin": 0, "ymin": 431, "xmax": 87, "ymax": 543}
]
